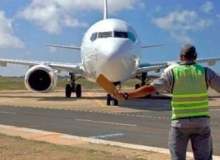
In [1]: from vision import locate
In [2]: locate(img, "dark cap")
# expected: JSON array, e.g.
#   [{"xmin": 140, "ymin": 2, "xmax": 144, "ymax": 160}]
[{"xmin": 180, "ymin": 44, "xmax": 197, "ymax": 59}]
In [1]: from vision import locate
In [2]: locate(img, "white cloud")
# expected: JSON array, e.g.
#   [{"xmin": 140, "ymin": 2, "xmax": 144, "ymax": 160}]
[
  {"xmin": 152, "ymin": 10, "xmax": 212, "ymax": 43},
  {"xmin": 0, "ymin": 11, "xmax": 25, "ymax": 48},
  {"xmin": 170, "ymin": 32, "xmax": 191, "ymax": 44},
  {"xmin": 19, "ymin": 0, "xmax": 138, "ymax": 34},
  {"xmin": 62, "ymin": 15, "xmax": 87, "ymax": 28},
  {"xmin": 200, "ymin": 1, "xmax": 214, "ymax": 14}
]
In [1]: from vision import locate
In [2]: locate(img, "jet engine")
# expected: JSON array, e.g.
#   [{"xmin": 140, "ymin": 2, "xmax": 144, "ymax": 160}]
[{"xmin": 25, "ymin": 65, "xmax": 57, "ymax": 93}]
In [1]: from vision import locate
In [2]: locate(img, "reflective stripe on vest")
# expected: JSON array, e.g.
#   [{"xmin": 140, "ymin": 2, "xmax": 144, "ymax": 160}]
[{"xmin": 171, "ymin": 64, "xmax": 209, "ymax": 120}]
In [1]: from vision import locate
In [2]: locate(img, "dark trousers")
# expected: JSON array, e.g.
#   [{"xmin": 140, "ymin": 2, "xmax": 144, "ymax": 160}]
[{"xmin": 168, "ymin": 126, "xmax": 213, "ymax": 160}]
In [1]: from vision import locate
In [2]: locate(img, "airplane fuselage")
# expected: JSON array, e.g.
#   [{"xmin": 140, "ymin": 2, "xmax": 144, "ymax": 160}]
[{"xmin": 81, "ymin": 19, "xmax": 141, "ymax": 83}]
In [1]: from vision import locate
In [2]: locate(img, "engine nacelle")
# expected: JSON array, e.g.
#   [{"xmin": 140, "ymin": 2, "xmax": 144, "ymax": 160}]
[{"xmin": 25, "ymin": 65, "xmax": 57, "ymax": 93}]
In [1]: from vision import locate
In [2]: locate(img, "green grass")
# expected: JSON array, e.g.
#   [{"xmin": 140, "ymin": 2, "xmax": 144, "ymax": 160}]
[{"xmin": 0, "ymin": 77, "xmax": 140, "ymax": 90}]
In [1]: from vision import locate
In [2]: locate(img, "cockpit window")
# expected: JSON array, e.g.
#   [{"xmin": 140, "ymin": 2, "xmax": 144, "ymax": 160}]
[
  {"xmin": 128, "ymin": 32, "xmax": 136, "ymax": 42},
  {"xmin": 114, "ymin": 31, "xmax": 136, "ymax": 42},
  {"xmin": 98, "ymin": 32, "xmax": 113, "ymax": 38},
  {"xmin": 90, "ymin": 31, "xmax": 136, "ymax": 42},
  {"xmin": 114, "ymin": 31, "xmax": 128, "ymax": 38},
  {"xmin": 90, "ymin": 32, "xmax": 98, "ymax": 42}
]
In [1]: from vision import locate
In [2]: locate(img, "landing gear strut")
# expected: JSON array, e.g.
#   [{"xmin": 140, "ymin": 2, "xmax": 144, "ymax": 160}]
[{"xmin": 65, "ymin": 73, "xmax": 82, "ymax": 98}]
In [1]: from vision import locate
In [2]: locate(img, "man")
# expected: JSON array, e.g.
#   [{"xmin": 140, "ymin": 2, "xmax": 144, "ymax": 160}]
[{"xmin": 115, "ymin": 44, "xmax": 220, "ymax": 160}]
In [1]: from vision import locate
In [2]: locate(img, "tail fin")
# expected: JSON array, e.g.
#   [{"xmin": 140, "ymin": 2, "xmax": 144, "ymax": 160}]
[{"xmin": 103, "ymin": 0, "xmax": 108, "ymax": 19}]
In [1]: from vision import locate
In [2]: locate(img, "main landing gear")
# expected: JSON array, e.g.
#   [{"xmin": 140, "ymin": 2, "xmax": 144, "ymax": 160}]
[
  {"xmin": 65, "ymin": 73, "xmax": 82, "ymax": 98},
  {"xmin": 135, "ymin": 73, "xmax": 151, "ymax": 98}
]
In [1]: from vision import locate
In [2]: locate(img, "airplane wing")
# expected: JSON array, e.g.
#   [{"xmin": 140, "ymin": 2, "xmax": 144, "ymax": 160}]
[
  {"xmin": 141, "ymin": 44, "xmax": 163, "ymax": 49},
  {"xmin": 46, "ymin": 44, "xmax": 81, "ymax": 50},
  {"xmin": 137, "ymin": 57, "xmax": 220, "ymax": 74},
  {"xmin": 0, "ymin": 58, "xmax": 84, "ymax": 74}
]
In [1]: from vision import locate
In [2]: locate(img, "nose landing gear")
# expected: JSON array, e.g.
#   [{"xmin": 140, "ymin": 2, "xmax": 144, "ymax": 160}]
[
  {"xmin": 106, "ymin": 82, "xmax": 120, "ymax": 106},
  {"xmin": 107, "ymin": 94, "xmax": 118, "ymax": 106}
]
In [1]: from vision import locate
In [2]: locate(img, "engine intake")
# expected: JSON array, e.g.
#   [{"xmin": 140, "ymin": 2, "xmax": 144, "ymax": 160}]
[{"xmin": 25, "ymin": 65, "xmax": 57, "ymax": 93}]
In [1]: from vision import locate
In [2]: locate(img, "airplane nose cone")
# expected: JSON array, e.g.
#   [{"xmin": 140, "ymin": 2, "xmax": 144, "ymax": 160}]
[
  {"xmin": 97, "ymin": 39, "xmax": 132, "ymax": 60},
  {"xmin": 93, "ymin": 39, "xmax": 140, "ymax": 82}
]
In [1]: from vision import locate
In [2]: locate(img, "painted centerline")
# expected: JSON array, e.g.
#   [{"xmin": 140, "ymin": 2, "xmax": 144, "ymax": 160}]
[
  {"xmin": 0, "ymin": 111, "xmax": 17, "ymax": 115},
  {"xmin": 75, "ymin": 119, "xmax": 137, "ymax": 127}
]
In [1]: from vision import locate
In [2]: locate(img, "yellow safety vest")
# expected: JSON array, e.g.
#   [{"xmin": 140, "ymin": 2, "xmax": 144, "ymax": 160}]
[{"xmin": 171, "ymin": 64, "xmax": 209, "ymax": 120}]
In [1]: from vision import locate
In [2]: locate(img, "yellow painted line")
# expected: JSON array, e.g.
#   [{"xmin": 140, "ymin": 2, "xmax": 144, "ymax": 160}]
[
  {"xmin": 86, "ymin": 92, "xmax": 105, "ymax": 107},
  {"xmin": 30, "ymin": 133, "xmax": 62, "ymax": 139}
]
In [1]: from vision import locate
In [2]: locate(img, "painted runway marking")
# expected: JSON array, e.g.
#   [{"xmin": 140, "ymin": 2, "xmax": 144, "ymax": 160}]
[
  {"xmin": 75, "ymin": 119, "xmax": 137, "ymax": 127},
  {"xmin": 1, "ymin": 105, "xmax": 220, "ymax": 125},
  {"xmin": 86, "ymin": 92, "xmax": 105, "ymax": 107},
  {"xmin": 0, "ymin": 111, "xmax": 17, "ymax": 115},
  {"xmin": 90, "ymin": 133, "xmax": 126, "ymax": 139}
]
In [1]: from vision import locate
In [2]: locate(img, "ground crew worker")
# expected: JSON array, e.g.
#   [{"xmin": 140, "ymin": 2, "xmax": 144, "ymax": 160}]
[{"xmin": 114, "ymin": 44, "xmax": 220, "ymax": 160}]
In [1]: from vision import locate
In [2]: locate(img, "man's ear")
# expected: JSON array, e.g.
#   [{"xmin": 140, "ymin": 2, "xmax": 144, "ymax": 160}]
[
  {"xmin": 180, "ymin": 55, "xmax": 185, "ymax": 61},
  {"xmin": 194, "ymin": 53, "xmax": 197, "ymax": 60}
]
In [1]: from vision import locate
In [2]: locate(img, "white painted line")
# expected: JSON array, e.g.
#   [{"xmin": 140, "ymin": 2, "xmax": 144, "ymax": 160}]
[
  {"xmin": 75, "ymin": 119, "xmax": 137, "ymax": 127},
  {"xmin": 90, "ymin": 133, "xmax": 125, "ymax": 139},
  {"xmin": 0, "ymin": 111, "xmax": 17, "ymax": 115},
  {"xmin": 0, "ymin": 124, "xmax": 220, "ymax": 160}
]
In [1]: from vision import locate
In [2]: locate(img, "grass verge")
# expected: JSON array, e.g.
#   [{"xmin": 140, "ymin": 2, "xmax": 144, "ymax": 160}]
[
  {"xmin": 0, "ymin": 77, "xmax": 140, "ymax": 90},
  {"xmin": 0, "ymin": 133, "xmax": 168, "ymax": 160}
]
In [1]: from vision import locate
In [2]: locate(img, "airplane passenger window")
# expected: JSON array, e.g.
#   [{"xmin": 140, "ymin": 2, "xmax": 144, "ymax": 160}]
[
  {"xmin": 114, "ymin": 31, "xmax": 128, "ymax": 38},
  {"xmin": 90, "ymin": 33, "xmax": 98, "ymax": 42},
  {"xmin": 98, "ymin": 32, "xmax": 112, "ymax": 38}
]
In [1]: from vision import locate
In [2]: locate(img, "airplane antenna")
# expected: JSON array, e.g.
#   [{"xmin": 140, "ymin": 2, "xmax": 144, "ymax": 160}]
[{"xmin": 104, "ymin": 0, "xmax": 108, "ymax": 19}]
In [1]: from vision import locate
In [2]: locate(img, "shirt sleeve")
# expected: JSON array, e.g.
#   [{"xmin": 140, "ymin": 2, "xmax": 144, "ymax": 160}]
[
  {"xmin": 205, "ymin": 67, "xmax": 220, "ymax": 93},
  {"xmin": 150, "ymin": 70, "xmax": 174, "ymax": 93}
]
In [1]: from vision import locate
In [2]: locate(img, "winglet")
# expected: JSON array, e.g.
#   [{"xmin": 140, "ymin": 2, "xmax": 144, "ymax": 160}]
[{"xmin": 103, "ymin": 0, "xmax": 108, "ymax": 19}]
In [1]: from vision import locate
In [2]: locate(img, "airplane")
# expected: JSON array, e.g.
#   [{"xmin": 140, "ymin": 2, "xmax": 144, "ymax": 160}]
[{"xmin": 1, "ymin": 0, "xmax": 220, "ymax": 106}]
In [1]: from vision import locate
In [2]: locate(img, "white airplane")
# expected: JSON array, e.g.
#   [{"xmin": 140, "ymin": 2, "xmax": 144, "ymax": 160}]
[{"xmin": 1, "ymin": 0, "xmax": 220, "ymax": 106}]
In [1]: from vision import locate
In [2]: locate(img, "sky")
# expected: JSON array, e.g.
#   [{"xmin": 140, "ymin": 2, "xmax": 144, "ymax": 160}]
[{"xmin": 0, "ymin": 0, "xmax": 220, "ymax": 76}]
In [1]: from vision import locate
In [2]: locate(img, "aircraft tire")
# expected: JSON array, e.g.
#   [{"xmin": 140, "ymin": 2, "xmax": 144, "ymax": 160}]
[
  {"xmin": 65, "ymin": 84, "xmax": 72, "ymax": 98},
  {"xmin": 107, "ymin": 94, "xmax": 111, "ymax": 105},
  {"xmin": 76, "ymin": 84, "xmax": 82, "ymax": 98},
  {"xmin": 113, "ymin": 98, "xmax": 118, "ymax": 106}
]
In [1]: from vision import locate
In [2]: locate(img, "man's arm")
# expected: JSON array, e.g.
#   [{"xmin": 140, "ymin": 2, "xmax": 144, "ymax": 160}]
[
  {"xmin": 206, "ymin": 67, "xmax": 220, "ymax": 92},
  {"xmin": 117, "ymin": 85, "xmax": 156, "ymax": 100},
  {"xmin": 115, "ymin": 70, "xmax": 173, "ymax": 100}
]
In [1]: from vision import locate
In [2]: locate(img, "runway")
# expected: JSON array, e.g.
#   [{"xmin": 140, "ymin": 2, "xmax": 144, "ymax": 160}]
[{"xmin": 0, "ymin": 90, "xmax": 220, "ymax": 156}]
